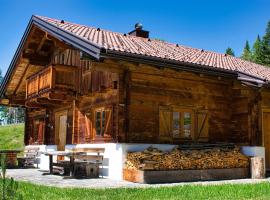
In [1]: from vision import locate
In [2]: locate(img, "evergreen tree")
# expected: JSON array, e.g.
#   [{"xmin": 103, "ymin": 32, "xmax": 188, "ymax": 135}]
[
  {"xmin": 241, "ymin": 41, "xmax": 252, "ymax": 61},
  {"xmin": 225, "ymin": 47, "xmax": 235, "ymax": 56},
  {"xmin": 0, "ymin": 69, "xmax": 25, "ymax": 125},
  {"xmin": 261, "ymin": 20, "xmax": 270, "ymax": 66},
  {"xmin": 252, "ymin": 35, "xmax": 263, "ymax": 64},
  {"xmin": 0, "ymin": 69, "xmax": 7, "ymax": 125}
]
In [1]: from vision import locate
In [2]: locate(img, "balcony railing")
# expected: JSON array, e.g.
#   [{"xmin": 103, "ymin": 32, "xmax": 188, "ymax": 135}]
[{"xmin": 26, "ymin": 65, "xmax": 78, "ymax": 100}]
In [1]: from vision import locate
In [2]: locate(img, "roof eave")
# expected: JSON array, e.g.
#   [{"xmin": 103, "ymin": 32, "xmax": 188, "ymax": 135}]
[
  {"xmin": 32, "ymin": 16, "xmax": 102, "ymax": 59},
  {"xmin": 0, "ymin": 15, "xmax": 103, "ymax": 98},
  {"xmin": 101, "ymin": 50, "xmax": 239, "ymax": 79},
  {"xmin": 0, "ymin": 16, "xmax": 34, "ymax": 98}
]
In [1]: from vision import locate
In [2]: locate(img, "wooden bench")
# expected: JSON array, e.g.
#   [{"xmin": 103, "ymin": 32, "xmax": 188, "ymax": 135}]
[
  {"xmin": 58, "ymin": 148, "xmax": 105, "ymax": 178},
  {"xmin": 17, "ymin": 146, "xmax": 40, "ymax": 168},
  {"xmin": 73, "ymin": 148, "xmax": 105, "ymax": 178}
]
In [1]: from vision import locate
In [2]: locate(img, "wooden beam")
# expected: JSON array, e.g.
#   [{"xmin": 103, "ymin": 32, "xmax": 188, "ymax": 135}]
[
  {"xmin": 12, "ymin": 63, "xmax": 30, "ymax": 96},
  {"xmin": 0, "ymin": 99, "xmax": 9, "ymax": 105},
  {"xmin": 47, "ymin": 34, "xmax": 73, "ymax": 49},
  {"xmin": 25, "ymin": 101, "xmax": 43, "ymax": 108},
  {"xmin": 36, "ymin": 33, "xmax": 47, "ymax": 52}
]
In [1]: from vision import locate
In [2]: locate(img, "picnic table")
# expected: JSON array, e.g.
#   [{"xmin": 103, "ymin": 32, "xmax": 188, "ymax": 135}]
[
  {"xmin": 43, "ymin": 151, "xmax": 86, "ymax": 176},
  {"xmin": 0, "ymin": 149, "xmax": 22, "ymax": 168}
]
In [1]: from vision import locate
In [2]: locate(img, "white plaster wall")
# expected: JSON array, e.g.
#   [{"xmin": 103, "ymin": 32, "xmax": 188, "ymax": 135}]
[
  {"xmin": 27, "ymin": 143, "xmax": 177, "ymax": 180},
  {"xmin": 26, "ymin": 144, "xmax": 262, "ymax": 180}
]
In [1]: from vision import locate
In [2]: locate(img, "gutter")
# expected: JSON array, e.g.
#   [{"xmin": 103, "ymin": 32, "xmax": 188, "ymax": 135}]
[
  {"xmin": 237, "ymin": 77, "xmax": 265, "ymax": 85},
  {"xmin": 101, "ymin": 50, "xmax": 239, "ymax": 79},
  {"xmin": 101, "ymin": 50, "xmax": 270, "ymax": 88}
]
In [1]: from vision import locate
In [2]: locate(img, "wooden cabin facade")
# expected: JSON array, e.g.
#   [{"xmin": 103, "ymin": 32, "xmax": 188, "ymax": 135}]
[{"xmin": 1, "ymin": 16, "xmax": 270, "ymax": 173}]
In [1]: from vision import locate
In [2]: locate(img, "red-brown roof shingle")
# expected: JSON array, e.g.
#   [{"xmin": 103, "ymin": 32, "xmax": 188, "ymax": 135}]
[{"xmin": 36, "ymin": 16, "xmax": 270, "ymax": 81}]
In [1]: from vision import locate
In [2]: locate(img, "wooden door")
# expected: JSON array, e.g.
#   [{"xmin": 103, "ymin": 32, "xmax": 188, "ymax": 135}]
[
  {"xmin": 263, "ymin": 111, "xmax": 270, "ymax": 169},
  {"xmin": 55, "ymin": 110, "xmax": 68, "ymax": 151}
]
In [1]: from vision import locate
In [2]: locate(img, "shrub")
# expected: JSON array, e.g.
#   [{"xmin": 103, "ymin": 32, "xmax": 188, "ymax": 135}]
[{"xmin": 0, "ymin": 155, "xmax": 22, "ymax": 200}]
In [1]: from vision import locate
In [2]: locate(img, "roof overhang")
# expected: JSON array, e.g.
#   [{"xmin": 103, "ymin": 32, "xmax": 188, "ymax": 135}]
[
  {"xmin": 1, "ymin": 15, "xmax": 268, "ymax": 99},
  {"xmin": 0, "ymin": 15, "xmax": 103, "ymax": 98},
  {"xmin": 101, "ymin": 50, "xmax": 239, "ymax": 78}
]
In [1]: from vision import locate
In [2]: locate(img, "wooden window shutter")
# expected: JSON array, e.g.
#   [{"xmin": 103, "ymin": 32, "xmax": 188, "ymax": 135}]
[
  {"xmin": 84, "ymin": 114, "xmax": 92, "ymax": 142},
  {"xmin": 38, "ymin": 121, "xmax": 45, "ymax": 144},
  {"xmin": 159, "ymin": 106, "xmax": 172, "ymax": 142},
  {"xmin": 104, "ymin": 107, "xmax": 113, "ymax": 138},
  {"xmin": 196, "ymin": 111, "xmax": 209, "ymax": 142}
]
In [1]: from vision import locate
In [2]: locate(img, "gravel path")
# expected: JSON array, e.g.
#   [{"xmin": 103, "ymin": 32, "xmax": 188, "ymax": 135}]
[{"xmin": 6, "ymin": 169, "xmax": 269, "ymax": 189}]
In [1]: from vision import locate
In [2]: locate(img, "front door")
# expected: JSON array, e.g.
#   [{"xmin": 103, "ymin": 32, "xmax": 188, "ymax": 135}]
[
  {"xmin": 263, "ymin": 111, "xmax": 270, "ymax": 170},
  {"xmin": 55, "ymin": 110, "xmax": 68, "ymax": 151}
]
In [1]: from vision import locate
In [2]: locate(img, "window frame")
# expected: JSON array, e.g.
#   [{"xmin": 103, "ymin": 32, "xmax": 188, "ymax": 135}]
[
  {"xmin": 171, "ymin": 107, "xmax": 195, "ymax": 140},
  {"xmin": 94, "ymin": 108, "xmax": 106, "ymax": 138},
  {"xmin": 93, "ymin": 106, "xmax": 114, "ymax": 140}
]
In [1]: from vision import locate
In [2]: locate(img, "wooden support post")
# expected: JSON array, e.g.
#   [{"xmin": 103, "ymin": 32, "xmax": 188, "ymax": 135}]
[
  {"xmin": 251, "ymin": 157, "xmax": 265, "ymax": 179},
  {"xmin": 49, "ymin": 155, "xmax": 53, "ymax": 174},
  {"xmin": 123, "ymin": 70, "xmax": 131, "ymax": 142}
]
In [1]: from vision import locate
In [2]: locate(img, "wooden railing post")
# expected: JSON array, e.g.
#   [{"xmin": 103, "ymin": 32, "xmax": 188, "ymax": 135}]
[
  {"xmin": 50, "ymin": 66, "xmax": 55, "ymax": 90},
  {"xmin": 26, "ymin": 79, "xmax": 28, "ymax": 99},
  {"xmin": 37, "ymin": 74, "xmax": 40, "ymax": 95}
]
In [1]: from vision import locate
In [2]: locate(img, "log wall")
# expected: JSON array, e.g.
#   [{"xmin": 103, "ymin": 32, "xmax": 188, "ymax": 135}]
[{"xmin": 24, "ymin": 56, "xmax": 264, "ymax": 146}]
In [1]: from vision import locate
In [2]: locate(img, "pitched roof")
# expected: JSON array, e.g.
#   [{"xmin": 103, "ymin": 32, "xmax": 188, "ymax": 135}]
[
  {"xmin": 36, "ymin": 15, "xmax": 270, "ymax": 81},
  {"xmin": 1, "ymin": 15, "xmax": 270, "ymax": 98}
]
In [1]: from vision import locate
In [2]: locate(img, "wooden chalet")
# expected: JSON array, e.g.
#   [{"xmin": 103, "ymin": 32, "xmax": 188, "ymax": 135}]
[{"xmin": 1, "ymin": 16, "xmax": 270, "ymax": 178}]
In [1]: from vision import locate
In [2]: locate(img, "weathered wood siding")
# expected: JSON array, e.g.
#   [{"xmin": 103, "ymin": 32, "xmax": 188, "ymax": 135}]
[
  {"xmin": 24, "ymin": 51, "xmax": 264, "ymax": 146},
  {"xmin": 116, "ymin": 62, "xmax": 261, "ymax": 145}
]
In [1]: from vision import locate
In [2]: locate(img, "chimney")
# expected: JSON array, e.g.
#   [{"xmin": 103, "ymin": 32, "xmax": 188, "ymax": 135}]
[{"xmin": 128, "ymin": 23, "xmax": 149, "ymax": 38}]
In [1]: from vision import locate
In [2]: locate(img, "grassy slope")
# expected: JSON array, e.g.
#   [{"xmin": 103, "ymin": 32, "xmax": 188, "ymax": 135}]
[
  {"xmin": 13, "ymin": 181, "xmax": 270, "ymax": 200},
  {"xmin": 0, "ymin": 123, "xmax": 24, "ymax": 150}
]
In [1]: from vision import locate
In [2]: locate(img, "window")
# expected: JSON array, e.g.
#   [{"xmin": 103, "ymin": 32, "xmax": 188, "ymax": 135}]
[
  {"xmin": 95, "ymin": 110, "xmax": 105, "ymax": 136},
  {"xmin": 172, "ymin": 112, "xmax": 180, "ymax": 138},
  {"xmin": 159, "ymin": 106, "xmax": 208, "ymax": 142},
  {"xmin": 183, "ymin": 112, "xmax": 192, "ymax": 138},
  {"xmin": 94, "ymin": 107, "xmax": 113, "ymax": 138},
  {"xmin": 172, "ymin": 109, "xmax": 193, "ymax": 139}
]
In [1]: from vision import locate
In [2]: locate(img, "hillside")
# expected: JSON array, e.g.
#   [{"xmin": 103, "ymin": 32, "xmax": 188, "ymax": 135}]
[{"xmin": 0, "ymin": 123, "xmax": 24, "ymax": 150}]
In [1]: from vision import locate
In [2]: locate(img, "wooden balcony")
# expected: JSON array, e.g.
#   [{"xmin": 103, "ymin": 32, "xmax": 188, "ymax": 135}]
[{"xmin": 26, "ymin": 65, "xmax": 78, "ymax": 104}]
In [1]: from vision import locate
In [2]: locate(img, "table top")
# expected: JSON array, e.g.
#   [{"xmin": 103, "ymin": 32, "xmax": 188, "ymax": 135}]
[{"xmin": 43, "ymin": 151, "xmax": 86, "ymax": 156}]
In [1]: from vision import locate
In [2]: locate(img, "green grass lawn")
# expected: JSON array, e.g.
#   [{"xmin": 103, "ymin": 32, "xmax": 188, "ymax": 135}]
[
  {"xmin": 1, "ymin": 124, "xmax": 270, "ymax": 199},
  {"xmin": 0, "ymin": 123, "xmax": 24, "ymax": 150},
  {"xmin": 3, "ymin": 181, "xmax": 269, "ymax": 200}
]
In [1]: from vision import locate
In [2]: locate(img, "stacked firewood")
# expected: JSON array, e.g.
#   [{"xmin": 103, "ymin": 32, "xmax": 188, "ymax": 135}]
[{"xmin": 125, "ymin": 146, "xmax": 249, "ymax": 171}]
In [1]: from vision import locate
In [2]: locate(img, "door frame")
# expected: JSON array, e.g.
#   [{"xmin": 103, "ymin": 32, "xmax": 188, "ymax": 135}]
[{"xmin": 54, "ymin": 110, "xmax": 68, "ymax": 149}]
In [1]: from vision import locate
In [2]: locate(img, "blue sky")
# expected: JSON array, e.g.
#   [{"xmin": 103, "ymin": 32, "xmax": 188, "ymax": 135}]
[{"xmin": 0, "ymin": 0, "xmax": 270, "ymax": 75}]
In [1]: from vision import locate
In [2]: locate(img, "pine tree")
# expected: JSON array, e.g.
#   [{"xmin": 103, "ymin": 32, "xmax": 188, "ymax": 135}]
[
  {"xmin": 225, "ymin": 47, "xmax": 235, "ymax": 56},
  {"xmin": 241, "ymin": 41, "xmax": 252, "ymax": 61},
  {"xmin": 0, "ymin": 70, "xmax": 7, "ymax": 125},
  {"xmin": 252, "ymin": 35, "xmax": 263, "ymax": 64},
  {"xmin": 261, "ymin": 20, "xmax": 270, "ymax": 66}
]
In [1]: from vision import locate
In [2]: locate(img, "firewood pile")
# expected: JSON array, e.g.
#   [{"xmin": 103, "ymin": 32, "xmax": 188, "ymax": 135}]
[{"xmin": 125, "ymin": 146, "xmax": 249, "ymax": 171}]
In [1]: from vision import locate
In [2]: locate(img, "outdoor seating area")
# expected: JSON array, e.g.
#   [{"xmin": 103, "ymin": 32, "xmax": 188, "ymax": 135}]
[
  {"xmin": 43, "ymin": 148, "xmax": 105, "ymax": 178},
  {"xmin": 17, "ymin": 146, "xmax": 40, "ymax": 168},
  {"xmin": 0, "ymin": 147, "xmax": 105, "ymax": 179}
]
